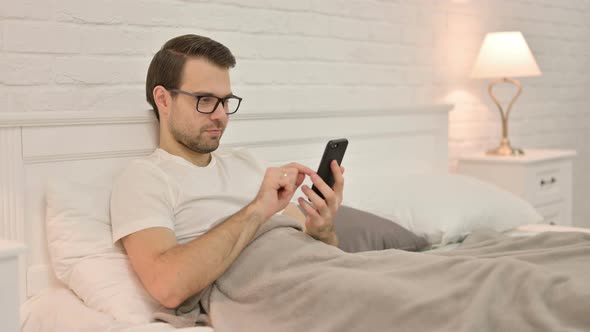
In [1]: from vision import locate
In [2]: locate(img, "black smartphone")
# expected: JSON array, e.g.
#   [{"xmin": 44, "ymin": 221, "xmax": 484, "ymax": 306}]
[{"xmin": 312, "ymin": 138, "xmax": 348, "ymax": 200}]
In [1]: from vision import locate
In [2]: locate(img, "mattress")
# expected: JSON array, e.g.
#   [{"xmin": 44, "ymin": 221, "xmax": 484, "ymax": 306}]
[{"xmin": 20, "ymin": 287, "xmax": 213, "ymax": 332}]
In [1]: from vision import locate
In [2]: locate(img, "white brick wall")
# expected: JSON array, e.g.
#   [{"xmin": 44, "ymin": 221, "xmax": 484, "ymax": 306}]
[{"xmin": 1, "ymin": 0, "xmax": 589, "ymax": 225}]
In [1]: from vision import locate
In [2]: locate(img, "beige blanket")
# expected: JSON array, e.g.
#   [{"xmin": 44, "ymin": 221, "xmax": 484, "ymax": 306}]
[{"xmin": 159, "ymin": 216, "xmax": 590, "ymax": 331}]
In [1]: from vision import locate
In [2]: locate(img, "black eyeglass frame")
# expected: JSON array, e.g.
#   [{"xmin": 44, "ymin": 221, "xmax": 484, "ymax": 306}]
[{"xmin": 167, "ymin": 88, "xmax": 242, "ymax": 115}]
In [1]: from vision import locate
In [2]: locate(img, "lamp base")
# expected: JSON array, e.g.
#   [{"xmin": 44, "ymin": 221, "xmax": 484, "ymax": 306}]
[{"xmin": 486, "ymin": 138, "xmax": 524, "ymax": 156}]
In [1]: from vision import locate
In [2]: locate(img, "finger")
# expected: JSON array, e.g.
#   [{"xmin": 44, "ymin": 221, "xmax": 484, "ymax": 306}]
[
  {"xmin": 340, "ymin": 166, "xmax": 345, "ymax": 175},
  {"xmin": 331, "ymin": 160, "xmax": 345, "ymax": 198},
  {"xmin": 281, "ymin": 162, "xmax": 316, "ymax": 177},
  {"xmin": 280, "ymin": 167, "xmax": 299, "ymax": 181},
  {"xmin": 272, "ymin": 165, "xmax": 307, "ymax": 197},
  {"xmin": 301, "ymin": 184, "xmax": 331, "ymax": 217},
  {"xmin": 280, "ymin": 165, "xmax": 312, "ymax": 193},
  {"xmin": 276, "ymin": 168, "xmax": 296, "ymax": 194},
  {"xmin": 298, "ymin": 197, "xmax": 321, "ymax": 222},
  {"xmin": 308, "ymin": 172, "xmax": 337, "ymax": 208},
  {"xmin": 281, "ymin": 168, "xmax": 306, "ymax": 193},
  {"xmin": 299, "ymin": 199, "xmax": 328, "ymax": 233},
  {"xmin": 296, "ymin": 173, "xmax": 305, "ymax": 187}
]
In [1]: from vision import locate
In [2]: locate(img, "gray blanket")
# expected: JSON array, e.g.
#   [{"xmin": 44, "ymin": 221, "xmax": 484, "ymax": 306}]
[{"xmin": 157, "ymin": 216, "xmax": 590, "ymax": 331}]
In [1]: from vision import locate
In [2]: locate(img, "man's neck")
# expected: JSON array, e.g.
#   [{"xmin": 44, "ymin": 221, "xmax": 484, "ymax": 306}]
[{"xmin": 159, "ymin": 142, "xmax": 212, "ymax": 167}]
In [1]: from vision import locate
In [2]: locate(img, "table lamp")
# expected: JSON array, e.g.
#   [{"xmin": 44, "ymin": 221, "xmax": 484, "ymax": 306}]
[{"xmin": 470, "ymin": 31, "xmax": 542, "ymax": 156}]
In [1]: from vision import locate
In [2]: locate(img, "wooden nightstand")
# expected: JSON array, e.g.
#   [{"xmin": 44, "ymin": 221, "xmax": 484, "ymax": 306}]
[
  {"xmin": 0, "ymin": 240, "xmax": 26, "ymax": 332},
  {"xmin": 457, "ymin": 149, "xmax": 577, "ymax": 226}
]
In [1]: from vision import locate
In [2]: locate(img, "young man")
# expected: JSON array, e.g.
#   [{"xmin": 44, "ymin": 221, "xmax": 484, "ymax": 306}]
[
  {"xmin": 111, "ymin": 34, "xmax": 345, "ymax": 309},
  {"xmin": 112, "ymin": 35, "xmax": 590, "ymax": 332}
]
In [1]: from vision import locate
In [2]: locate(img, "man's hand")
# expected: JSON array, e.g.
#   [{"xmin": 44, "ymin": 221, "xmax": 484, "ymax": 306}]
[
  {"xmin": 298, "ymin": 160, "xmax": 345, "ymax": 246},
  {"xmin": 252, "ymin": 162, "xmax": 315, "ymax": 220}
]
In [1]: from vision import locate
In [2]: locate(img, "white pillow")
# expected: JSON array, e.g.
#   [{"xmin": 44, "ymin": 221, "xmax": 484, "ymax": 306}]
[
  {"xmin": 45, "ymin": 179, "xmax": 160, "ymax": 324},
  {"xmin": 367, "ymin": 174, "xmax": 543, "ymax": 245}
]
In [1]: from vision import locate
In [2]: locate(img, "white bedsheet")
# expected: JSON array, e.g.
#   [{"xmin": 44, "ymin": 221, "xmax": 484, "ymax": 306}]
[
  {"xmin": 425, "ymin": 223, "xmax": 590, "ymax": 252},
  {"xmin": 509, "ymin": 223, "xmax": 590, "ymax": 236},
  {"xmin": 21, "ymin": 287, "xmax": 213, "ymax": 332}
]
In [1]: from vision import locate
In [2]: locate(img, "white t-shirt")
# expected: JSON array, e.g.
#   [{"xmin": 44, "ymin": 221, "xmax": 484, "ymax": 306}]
[{"xmin": 110, "ymin": 148, "xmax": 267, "ymax": 244}]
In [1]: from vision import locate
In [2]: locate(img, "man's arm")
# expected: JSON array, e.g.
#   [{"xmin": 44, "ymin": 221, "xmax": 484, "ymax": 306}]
[
  {"xmin": 121, "ymin": 162, "xmax": 315, "ymax": 309},
  {"xmin": 122, "ymin": 203, "xmax": 266, "ymax": 309}
]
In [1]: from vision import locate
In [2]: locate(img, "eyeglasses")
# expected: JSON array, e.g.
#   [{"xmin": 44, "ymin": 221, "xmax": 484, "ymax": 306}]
[{"xmin": 168, "ymin": 88, "xmax": 242, "ymax": 115}]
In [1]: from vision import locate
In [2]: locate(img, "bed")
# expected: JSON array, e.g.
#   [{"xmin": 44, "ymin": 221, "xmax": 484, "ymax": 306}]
[{"xmin": 1, "ymin": 105, "xmax": 589, "ymax": 331}]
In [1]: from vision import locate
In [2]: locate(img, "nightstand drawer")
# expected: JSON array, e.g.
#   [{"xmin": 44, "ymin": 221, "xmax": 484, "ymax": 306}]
[
  {"xmin": 535, "ymin": 201, "xmax": 566, "ymax": 226},
  {"xmin": 526, "ymin": 162, "xmax": 567, "ymax": 206}
]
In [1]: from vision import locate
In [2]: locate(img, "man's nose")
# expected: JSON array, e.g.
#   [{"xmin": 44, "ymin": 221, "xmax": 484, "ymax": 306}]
[{"xmin": 209, "ymin": 102, "xmax": 228, "ymax": 120}]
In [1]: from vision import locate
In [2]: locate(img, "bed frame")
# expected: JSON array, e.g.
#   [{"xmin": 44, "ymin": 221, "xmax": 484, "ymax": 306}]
[{"xmin": 0, "ymin": 105, "xmax": 452, "ymax": 305}]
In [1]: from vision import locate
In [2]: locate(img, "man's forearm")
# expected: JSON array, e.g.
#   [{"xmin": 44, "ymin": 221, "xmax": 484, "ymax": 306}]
[{"xmin": 154, "ymin": 203, "xmax": 267, "ymax": 308}]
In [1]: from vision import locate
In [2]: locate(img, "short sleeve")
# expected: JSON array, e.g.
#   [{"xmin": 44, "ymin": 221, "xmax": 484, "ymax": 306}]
[{"xmin": 110, "ymin": 160, "xmax": 176, "ymax": 244}]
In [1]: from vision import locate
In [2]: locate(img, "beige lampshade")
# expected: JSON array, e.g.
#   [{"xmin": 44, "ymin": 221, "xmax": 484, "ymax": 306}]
[{"xmin": 471, "ymin": 31, "xmax": 542, "ymax": 78}]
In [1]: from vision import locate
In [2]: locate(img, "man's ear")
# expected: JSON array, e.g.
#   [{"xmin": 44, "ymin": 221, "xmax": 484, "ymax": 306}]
[{"xmin": 153, "ymin": 86, "xmax": 171, "ymax": 118}]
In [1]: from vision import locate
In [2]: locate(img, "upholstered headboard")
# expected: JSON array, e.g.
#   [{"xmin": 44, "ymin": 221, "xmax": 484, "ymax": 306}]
[{"xmin": 0, "ymin": 105, "xmax": 452, "ymax": 303}]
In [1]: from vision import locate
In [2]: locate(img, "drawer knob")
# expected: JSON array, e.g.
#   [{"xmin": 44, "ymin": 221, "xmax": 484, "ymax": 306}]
[{"xmin": 540, "ymin": 178, "xmax": 557, "ymax": 186}]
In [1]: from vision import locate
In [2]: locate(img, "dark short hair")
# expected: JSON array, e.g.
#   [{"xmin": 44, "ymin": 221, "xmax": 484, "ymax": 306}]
[{"xmin": 145, "ymin": 34, "xmax": 236, "ymax": 121}]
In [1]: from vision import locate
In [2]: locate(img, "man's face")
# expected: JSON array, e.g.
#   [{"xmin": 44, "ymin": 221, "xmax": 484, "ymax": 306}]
[{"xmin": 167, "ymin": 57, "xmax": 231, "ymax": 154}]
